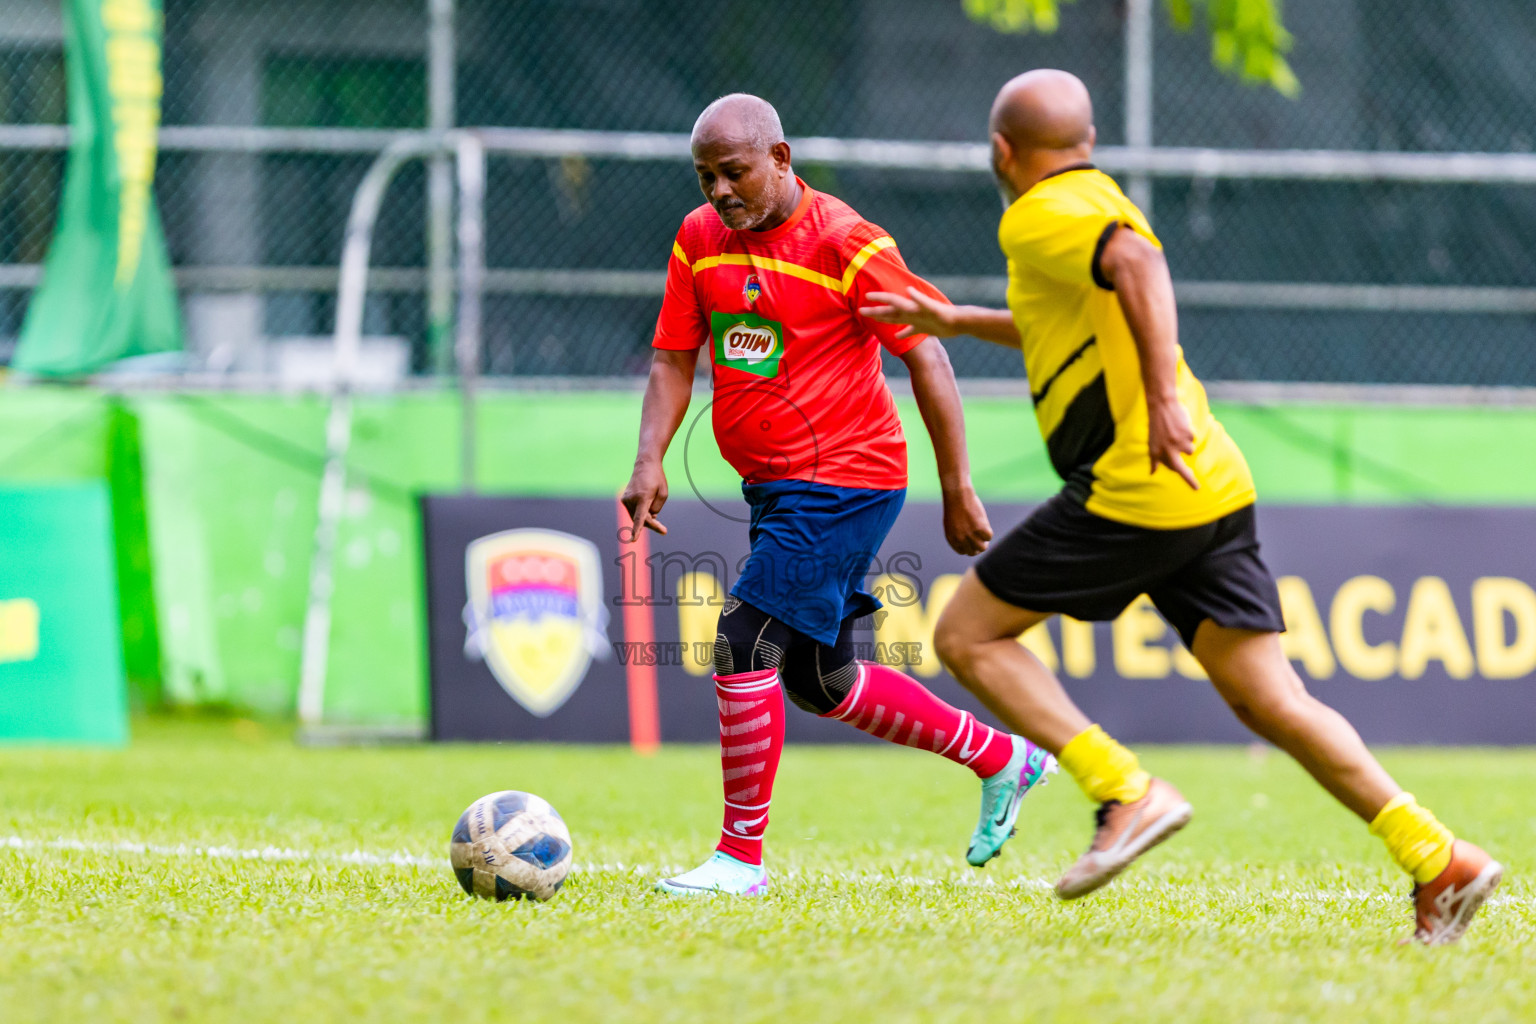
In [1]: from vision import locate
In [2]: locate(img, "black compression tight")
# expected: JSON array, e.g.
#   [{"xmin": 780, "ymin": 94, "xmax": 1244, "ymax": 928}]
[{"xmin": 713, "ymin": 596, "xmax": 859, "ymax": 715}]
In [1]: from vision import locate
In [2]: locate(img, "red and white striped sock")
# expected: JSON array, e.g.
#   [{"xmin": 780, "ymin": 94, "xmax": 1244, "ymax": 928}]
[
  {"xmin": 713, "ymin": 668, "xmax": 785, "ymax": 866},
  {"xmin": 824, "ymin": 661, "xmax": 1013, "ymax": 778}
]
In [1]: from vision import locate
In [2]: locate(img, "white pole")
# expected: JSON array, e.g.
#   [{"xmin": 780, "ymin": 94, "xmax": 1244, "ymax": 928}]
[
  {"xmin": 427, "ymin": 0, "xmax": 456, "ymax": 375},
  {"xmin": 454, "ymin": 132, "xmax": 485, "ymax": 493},
  {"xmin": 298, "ymin": 134, "xmax": 442, "ymax": 728},
  {"xmin": 1125, "ymin": 0, "xmax": 1154, "ymax": 215}
]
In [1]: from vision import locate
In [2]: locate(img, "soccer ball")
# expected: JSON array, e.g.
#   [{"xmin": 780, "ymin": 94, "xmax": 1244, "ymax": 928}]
[{"xmin": 450, "ymin": 790, "xmax": 573, "ymax": 902}]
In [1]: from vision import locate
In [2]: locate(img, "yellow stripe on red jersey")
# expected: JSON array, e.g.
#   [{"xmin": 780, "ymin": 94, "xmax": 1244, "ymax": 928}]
[{"xmin": 654, "ymin": 180, "xmax": 945, "ymax": 491}]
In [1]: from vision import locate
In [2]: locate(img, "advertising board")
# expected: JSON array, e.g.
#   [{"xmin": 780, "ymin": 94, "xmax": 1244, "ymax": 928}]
[{"xmin": 423, "ymin": 496, "xmax": 1536, "ymax": 745}]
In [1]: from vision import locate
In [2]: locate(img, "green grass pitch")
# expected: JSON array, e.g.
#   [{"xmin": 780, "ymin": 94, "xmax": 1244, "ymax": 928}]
[{"xmin": 2, "ymin": 718, "xmax": 1533, "ymax": 1023}]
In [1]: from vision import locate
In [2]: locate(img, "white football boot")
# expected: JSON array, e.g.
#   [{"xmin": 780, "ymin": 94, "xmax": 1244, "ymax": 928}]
[{"xmin": 655, "ymin": 851, "xmax": 769, "ymax": 897}]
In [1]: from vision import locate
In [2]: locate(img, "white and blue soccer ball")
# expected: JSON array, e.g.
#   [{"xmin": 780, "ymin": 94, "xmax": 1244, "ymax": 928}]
[{"xmin": 450, "ymin": 790, "xmax": 573, "ymax": 902}]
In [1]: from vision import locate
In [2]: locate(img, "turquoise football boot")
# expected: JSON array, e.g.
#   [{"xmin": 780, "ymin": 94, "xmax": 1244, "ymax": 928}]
[
  {"xmin": 655, "ymin": 851, "xmax": 769, "ymax": 896},
  {"xmin": 967, "ymin": 735, "xmax": 1058, "ymax": 867}
]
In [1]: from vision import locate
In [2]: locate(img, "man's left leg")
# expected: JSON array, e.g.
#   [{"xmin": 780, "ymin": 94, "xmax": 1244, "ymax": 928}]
[
  {"xmin": 778, "ymin": 617, "xmax": 1056, "ymax": 866},
  {"xmin": 935, "ymin": 570, "xmax": 1191, "ymax": 895},
  {"xmin": 1193, "ymin": 624, "xmax": 1502, "ymax": 945}
]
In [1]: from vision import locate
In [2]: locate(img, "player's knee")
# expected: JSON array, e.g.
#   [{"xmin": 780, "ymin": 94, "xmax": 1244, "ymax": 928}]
[
  {"xmin": 713, "ymin": 629, "xmax": 784, "ymax": 676},
  {"xmin": 712, "ymin": 597, "xmax": 787, "ymax": 676},
  {"xmin": 779, "ymin": 663, "xmax": 837, "ymax": 715},
  {"xmin": 932, "ymin": 616, "xmax": 973, "ymax": 677},
  {"xmin": 1224, "ymin": 697, "xmax": 1265, "ymax": 735},
  {"xmin": 780, "ymin": 645, "xmax": 858, "ymax": 716},
  {"xmin": 712, "ymin": 630, "xmax": 738, "ymax": 676},
  {"xmin": 1224, "ymin": 685, "xmax": 1314, "ymax": 739}
]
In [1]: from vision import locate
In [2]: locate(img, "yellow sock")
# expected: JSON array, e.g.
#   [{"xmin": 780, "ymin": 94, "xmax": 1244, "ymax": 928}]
[
  {"xmin": 1058, "ymin": 724, "xmax": 1151, "ymax": 804},
  {"xmin": 1370, "ymin": 792, "xmax": 1454, "ymax": 885}
]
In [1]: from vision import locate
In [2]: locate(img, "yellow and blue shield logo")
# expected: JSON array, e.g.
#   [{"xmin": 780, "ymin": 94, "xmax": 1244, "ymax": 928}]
[{"xmin": 464, "ymin": 529, "xmax": 606, "ymax": 717}]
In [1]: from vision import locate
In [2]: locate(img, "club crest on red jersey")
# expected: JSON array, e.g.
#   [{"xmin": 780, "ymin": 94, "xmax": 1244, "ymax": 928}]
[{"xmin": 743, "ymin": 274, "xmax": 762, "ymax": 305}]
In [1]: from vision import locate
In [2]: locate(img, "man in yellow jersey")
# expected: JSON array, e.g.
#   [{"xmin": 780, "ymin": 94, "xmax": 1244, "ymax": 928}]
[{"xmin": 861, "ymin": 69, "xmax": 1501, "ymax": 945}]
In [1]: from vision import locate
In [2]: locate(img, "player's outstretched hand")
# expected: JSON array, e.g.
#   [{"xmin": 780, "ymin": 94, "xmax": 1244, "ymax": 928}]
[
  {"xmin": 860, "ymin": 287, "xmax": 961, "ymax": 340},
  {"xmin": 942, "ymin": 485, "xmax": 993, "ymax": 556},
  {"xmin": 621, "ymin": 461, "xmax": 669, "ymax": 538},
  {"xmin": 1147, "ymin": 396, "xmax": 1200, "ymax": 491}
]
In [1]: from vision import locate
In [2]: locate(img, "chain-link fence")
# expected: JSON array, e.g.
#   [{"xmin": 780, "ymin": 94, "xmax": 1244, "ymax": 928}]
[{"xmin": 2, "ymin": 0, "xmax": 1535, "ymax": 384}]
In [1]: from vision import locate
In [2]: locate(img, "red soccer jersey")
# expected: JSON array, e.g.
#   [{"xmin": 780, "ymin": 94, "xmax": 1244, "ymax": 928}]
[{"xmin": 652, "ymin": 180, "xmax": 945, "ymax": 491}]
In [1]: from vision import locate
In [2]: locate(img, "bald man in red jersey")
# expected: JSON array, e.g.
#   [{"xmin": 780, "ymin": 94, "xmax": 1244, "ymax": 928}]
[{"xmin": 623, "ymin": 94, "xmax": 1057, "ymax": 896}]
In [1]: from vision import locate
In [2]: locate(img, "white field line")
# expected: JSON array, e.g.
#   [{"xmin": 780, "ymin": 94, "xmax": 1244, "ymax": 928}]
[
  {"xmin": 0, "ymin": 835, "xmax": 1028, "ymax": 887},
  {"xmin": 1, "ymin": 835, "xmax": 1529, "ymax": 909},
  {"xmin": 2, "ymin": 835, "xmax": 441, "ymax": 869}
]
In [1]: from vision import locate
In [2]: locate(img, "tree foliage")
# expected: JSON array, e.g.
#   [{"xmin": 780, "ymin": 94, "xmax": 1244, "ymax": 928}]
[{"xmin": 962, "ymin": 0, "xmax": 1299, "ymax": 97}]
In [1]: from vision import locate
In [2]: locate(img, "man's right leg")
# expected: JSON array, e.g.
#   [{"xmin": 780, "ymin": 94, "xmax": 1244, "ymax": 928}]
[
  {"xmin": 655, "ymin": 597, "xmax": 789, "ymax": 897},
  {"xmin": 929, "ymin": 571, "xmax": 1084, "ymax": 753},
  {"xmin": 934, "ymin": 570, "xmax": 1192, "ymax": 898}
]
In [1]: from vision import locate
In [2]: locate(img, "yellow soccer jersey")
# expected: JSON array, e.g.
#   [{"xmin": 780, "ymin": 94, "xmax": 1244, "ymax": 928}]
[{"xmin": 999, "ymin": 165, "xmax": 1256, "ymax": 529}]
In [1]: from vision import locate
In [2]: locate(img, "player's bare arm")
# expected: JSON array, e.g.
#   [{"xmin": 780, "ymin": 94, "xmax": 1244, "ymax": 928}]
[
  {"xmin": 861, "ymin": 287, "xmax": 1021, "ymax": 349},
  {"xmin": 1095, "ymin": 225, "xmax": 1199, "ymax": 491},
  {"xmin": 900, "ymin": 336, "xmax": 994, "ymax": 556},
  {"xmin": 621, "ymin": 346, "xmax": 699, "ymax": 538}
]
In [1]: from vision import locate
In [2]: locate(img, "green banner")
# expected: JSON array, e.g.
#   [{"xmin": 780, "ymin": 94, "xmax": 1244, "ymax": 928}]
[
  {"xmin": 0, "ymin": 484, "xmax": 128, "ymax": 744},
  {"xmin": 13, "ymin": 0, "xmax": 180, "ymax": 376}
]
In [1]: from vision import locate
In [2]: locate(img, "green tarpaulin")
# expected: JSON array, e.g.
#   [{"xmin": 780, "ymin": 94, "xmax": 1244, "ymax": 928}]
[{"xmin": 13, "ymin": 0, "xmax": 180, "ymax": 376}]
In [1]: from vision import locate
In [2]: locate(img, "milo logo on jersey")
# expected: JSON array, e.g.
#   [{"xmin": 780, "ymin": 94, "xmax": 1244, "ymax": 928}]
[{"xmin": 711, "ymin": 311, "xmax": 785, "ymax": 378}]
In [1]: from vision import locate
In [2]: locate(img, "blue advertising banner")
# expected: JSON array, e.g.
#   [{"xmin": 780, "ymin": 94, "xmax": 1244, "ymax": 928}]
[{"xmin": 422, "ymin": 497, "xmax": 1536, "ymax": 745}]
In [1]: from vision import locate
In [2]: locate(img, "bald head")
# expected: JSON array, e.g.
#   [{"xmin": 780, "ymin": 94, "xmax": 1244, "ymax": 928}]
[
  {"xmin": 690, "ymin": 93, "xmax": 800, "ymax": 231},
  {"xmin": 988, "ymin": 70, "xmax": 1096, "ymax": 203},
  {"xmin": 692, "ymin": 93, "xmax": 786, "ymax": 154}
]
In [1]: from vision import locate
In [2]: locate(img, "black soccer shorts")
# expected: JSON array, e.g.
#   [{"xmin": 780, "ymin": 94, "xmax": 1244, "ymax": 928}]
[{"xmin": 973, "ymin": 492, "xmax": 1286, "ymax": 649}]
